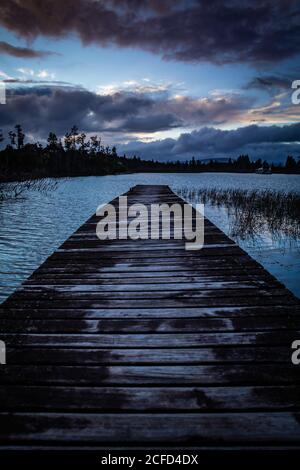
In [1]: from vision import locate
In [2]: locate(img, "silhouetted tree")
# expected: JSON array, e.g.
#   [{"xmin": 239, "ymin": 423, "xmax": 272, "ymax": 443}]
[
  {"xmin": 77, "ymin": 132, "xmax": 87, "ymax": 153},
  {"xmin": 236, "ymin": 154, "xmax": 251, "ymax": 170},
  {"xmin": 70, "ymin": 125, "xmax": 79, "ymax": 150},
  {"xmin": 47, "ymin": 132, "xmax": 58, "ymax": 149},
  {"xmin": 285, "ymin": 155, "xmax": 297, "ymax": 172},
  {"xmin": 262, "ymin": 160, "xmax": 269, "ymax": 169},
  {"xmin": 64, "ymin": 126, "xmax": 79, "ymax": 153},
  {"xmin": 90, "ymin": 135, "xmax": 101, "ymax": 153},
  {"xmin": 8, "ymin": 130, "xmax": 16, "ymax": 148},
  {"xmin": 15, "ymin": 124, "xmax": 25, "ymax": 150}
]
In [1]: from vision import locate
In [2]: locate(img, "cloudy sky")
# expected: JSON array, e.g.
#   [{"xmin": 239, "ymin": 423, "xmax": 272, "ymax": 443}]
[{"xmin": 0, "ymin": 0, "xmax": 299, "ymax": 162}]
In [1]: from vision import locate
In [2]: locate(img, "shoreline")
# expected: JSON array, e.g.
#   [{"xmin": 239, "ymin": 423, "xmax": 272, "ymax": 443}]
[{"xmin": 1, "ymin": 169, "xmax": 300, "ymax": 184}]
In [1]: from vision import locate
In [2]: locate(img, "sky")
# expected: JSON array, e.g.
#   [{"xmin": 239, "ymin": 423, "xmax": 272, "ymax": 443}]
[{"xmin": 0, "ymin": 0, "xmax": 299, "ymax": 163}]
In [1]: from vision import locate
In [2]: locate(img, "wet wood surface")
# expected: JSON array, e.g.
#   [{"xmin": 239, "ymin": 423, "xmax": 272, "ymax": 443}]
[{"xmin": 0, "ymin": 184, "xmax": 299, "ymax": 449}]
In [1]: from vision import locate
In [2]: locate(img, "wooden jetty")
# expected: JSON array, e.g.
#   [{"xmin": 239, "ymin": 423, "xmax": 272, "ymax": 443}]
[{"xmin": 0, "ymin": 184, "xmax": 300, "ymax": 451}]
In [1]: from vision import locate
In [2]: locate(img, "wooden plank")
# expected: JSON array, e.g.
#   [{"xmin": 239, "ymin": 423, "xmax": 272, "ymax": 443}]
[
  {"xmin": 1, "ymin": 386, "xmax": 299, "ymax": 411},
  {"xmin": 59, "ymin": 240, "xmax": 236, "ymax": 248},
  {"xmin": 1, "ymin": 305, "xmax": 299, "ymax": 319},
  {"xmin": 48, "ymin": 248, "xmax": 247, "ymax": 259},
  {"xmin": 4, "ymin": 298, "xmax": 296, "ymax": 309},
  {"xmin": 1, "ymin": 331, "xmax": 299, "ymax": 347},
  {"xmin": 0, "ymin": 364, "xmax": 298, "ymax": 385},
  {"xmin": 35, "ymin": 257, "xmax": 265, "ymax": 268},
  {"xmin": 0, "ymin": 412, "xmax": 300, "ymax": 444},
  {"xmin": 7, "ymin": 288, "xmax": 294, "ymax": 301},
  {"xmin": 4, "ymin": 346, "xmax": 291, "ymax": 364},
  {"xmin": 19, "ymin": 281, "xmax": 279, "ymax": 292},
  {"xmin": 2, "ymin": 316, "xmax": 299, "ymax": 333},
  {"xmin": 25, "ymin": 273, "xmax": 281, "ymax": 282}
]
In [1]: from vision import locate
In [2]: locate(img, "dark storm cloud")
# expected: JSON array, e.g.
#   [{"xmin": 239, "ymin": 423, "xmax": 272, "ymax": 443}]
[
  {"xmin": 0, "ymin": 87, "xmax": 154, "ymax": 136},
  {"xmin": 115, "ymin": 114, "xmax": 181, "ymax": 132},
  {"xmin": 121, "ymin": 123, "xmax": 300, "ymax": 163},
  {"xmin": 0, "ymin": 0, "xmax": 299, "ymax": 64},
  {"xmin": 245, "ymin": 76, "xmax": 292, "ymax": 93},
  {"xmin": 173, "ymin": 123, "xmax": 300, "ymax": 153},
  {"xmin": 3, "ymin": 78, "xmax": 73, "ymax": 86},
  {"xmin": 0, "ymin": 85, "xmax": 253, "ymax": 136},
  {"xmin": 0, "ymin": 40, "xmax": 56, "ymax": 58}
]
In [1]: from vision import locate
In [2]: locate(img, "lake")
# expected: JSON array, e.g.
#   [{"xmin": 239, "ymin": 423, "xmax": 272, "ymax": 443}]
[{"xmin": 0, "ymin": 172, "xmax": 299, "ymax": 303}]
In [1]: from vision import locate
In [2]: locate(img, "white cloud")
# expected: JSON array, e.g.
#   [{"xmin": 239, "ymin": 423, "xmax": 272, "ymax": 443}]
[
  {"xmin": 0, "ymin": 70, "xmax": 12, "ymax": 79},
  {"xmin": 37, "ymin": 69, "xmax": 55, "ymax": 80},
  {"xmin": 96, "ymin": 79, "xmax": 173, "ymax": 96},
  {"xmin": 210, "ymin": 88, "xmax": 241, "ymax": 97},
  {"xmin": 17, "ymin": 68, "xmax": 55, "ymax": 80},
  {"xmin": 17, "ymin": 67, "xmax": 35, "ymax": 76}
]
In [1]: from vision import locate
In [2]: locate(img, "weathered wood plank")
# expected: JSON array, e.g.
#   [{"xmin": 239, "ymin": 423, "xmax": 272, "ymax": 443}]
[
  {"xmin": 7, "ymin": 288, "xmax": 294, "ymax": 301},
  {"xmin": 1, "ymin": 386, "xmax": 299, "ymax": 411},
  {"xmin": 24, "ymin": 273, "xmax": 282, "ymax": 282},
  {"xmin": 1, "ymin": 305, "xmax": 299, "ymax": 319},
  {"xmin": 0, "ymin": 412, "xmax": 300, "ymax": 444},
  {"xmin": 1, "ymin": 331, "xmax": 299, "ymax": 347},
  {"xmin": 4, "ymin": 297, "xmax": 296, "ymax": 309},
  {"xmin": 4, "ymin": 346, "xmax": 291, "ymax": 364},
  {"xmin": 36, "ymin": 257, "xmax": 265, "ymax": 268},
  {"xmin": 48, "ymin": 248, "xmax": 247, "ymax": 259},
  {"xmin": 21, "ymin": 280, "xmax": 279, "ymax": 291},
  {"xmin": 0, "ymin": 364, "xmax": 298, "ymax": 385},
  {"xmin": 20, "ymin": 280, "xmax": 284, "ymax": 292},
  {"xmin": 2, "ymin": 316, "xmax": 299, "ymax": 333}
]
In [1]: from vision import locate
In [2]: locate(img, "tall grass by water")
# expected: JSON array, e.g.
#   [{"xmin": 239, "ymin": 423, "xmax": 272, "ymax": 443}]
[
  {"xmin": 177, "ymin": 187, "xmax": 300, "ymax": 240},
  {"xmin": 0, "ymin": 178, "xmax": 59, "ymax": 202}
]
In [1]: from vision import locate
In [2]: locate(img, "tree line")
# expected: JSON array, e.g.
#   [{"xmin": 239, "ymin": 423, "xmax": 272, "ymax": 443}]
[{"xmin": 0, "ymin": 125, "xmax": 299, "ymax": 181}]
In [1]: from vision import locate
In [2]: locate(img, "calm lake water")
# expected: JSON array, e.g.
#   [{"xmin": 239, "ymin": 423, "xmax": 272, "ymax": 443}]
[{"xmin": 0, "ymin": 172, "xmax": 299, "ymax": 303}]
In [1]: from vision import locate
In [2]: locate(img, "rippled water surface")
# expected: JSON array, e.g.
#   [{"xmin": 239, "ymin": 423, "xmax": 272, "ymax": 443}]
[{"xmin": 0, "ymin": 172, "xmax": 299, "ymax": 302}]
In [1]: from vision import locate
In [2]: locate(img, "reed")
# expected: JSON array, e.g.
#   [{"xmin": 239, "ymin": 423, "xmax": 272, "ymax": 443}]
[
  {"xmin": 177, "ymin": 187, "xmax": 300, "ymax": 240},
  {"xmin": 0, "ymin": 178, "xmax": 59, "ymax": 202}
]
